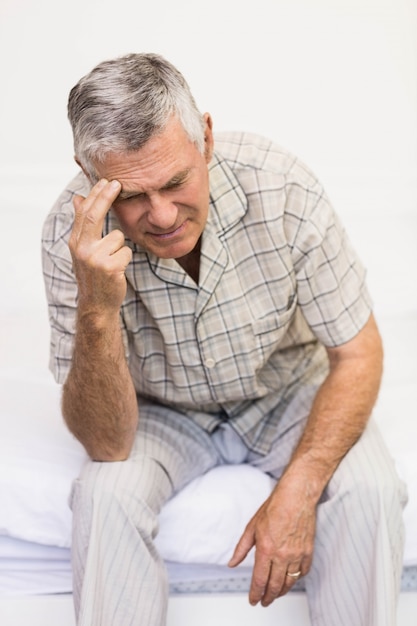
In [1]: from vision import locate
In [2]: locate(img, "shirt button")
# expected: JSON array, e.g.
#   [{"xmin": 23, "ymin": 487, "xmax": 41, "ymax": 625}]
[{"xmin": 205, "ymin": 358, "xmax": 216, "ymax": 369}]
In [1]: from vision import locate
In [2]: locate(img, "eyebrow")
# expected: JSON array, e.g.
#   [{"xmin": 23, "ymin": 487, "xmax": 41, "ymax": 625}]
[{"xmin": 117, "ymin": 169, "xmax": 191, "ymax": 201}]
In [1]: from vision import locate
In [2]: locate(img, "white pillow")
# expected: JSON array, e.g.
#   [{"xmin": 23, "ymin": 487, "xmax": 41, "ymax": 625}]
[
  {"xmin": 0, "ymin": 373, "xmax": 86, "ymax": 548},
  {"xmin": 156, "ymin": 464, "xmax": 275, "ymax": 566},
  {"xmin": 0, "ymin": 372, "xmax": 274, "ymax": 565}
]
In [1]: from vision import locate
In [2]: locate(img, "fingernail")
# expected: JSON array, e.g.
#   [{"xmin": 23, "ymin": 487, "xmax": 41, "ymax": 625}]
[{"xmin": 109, "ymin": 179, "xmax": 121, "ymax": 191}]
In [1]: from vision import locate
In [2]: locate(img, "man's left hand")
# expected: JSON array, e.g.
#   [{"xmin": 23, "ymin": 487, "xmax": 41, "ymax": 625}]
[{"xmin": 228, "ymin": 475, "xmax": 316, "ymax": 607}]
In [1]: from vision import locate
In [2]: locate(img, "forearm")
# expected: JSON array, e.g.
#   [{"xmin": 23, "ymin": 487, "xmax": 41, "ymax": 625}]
[
  {"xmin": 280, "ymin": 314, "xmax": 383, "ymax": 503},
  {"xmin": 62, "ymin": 309, "xmax": 138, "ymax": 461}
]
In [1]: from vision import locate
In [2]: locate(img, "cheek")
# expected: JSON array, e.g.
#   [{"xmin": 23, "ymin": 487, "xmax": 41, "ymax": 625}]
[
  {"xmin": 186, "ymin": 178, "xmax": 210, "ymax": 212},
  {"xmin": 112, "ymin": 205, "xmax": 143, "ymax": 232}
]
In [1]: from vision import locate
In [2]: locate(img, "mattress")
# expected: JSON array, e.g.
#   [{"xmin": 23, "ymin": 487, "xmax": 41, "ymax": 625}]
[{"xmin": 0, "ymin": 535, "xmax": 416, "ymax": 597}]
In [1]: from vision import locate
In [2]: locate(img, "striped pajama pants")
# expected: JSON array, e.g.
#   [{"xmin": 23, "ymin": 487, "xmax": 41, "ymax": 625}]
[{"xmin": 70, "ymin": 399, "xmax": 407, "ymax": 626}]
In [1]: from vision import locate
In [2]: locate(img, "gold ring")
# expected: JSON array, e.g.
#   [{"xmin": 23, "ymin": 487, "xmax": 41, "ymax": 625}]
[{"xmin": 286, "ymin": 570, "xmax": 301, "ymax": 579}]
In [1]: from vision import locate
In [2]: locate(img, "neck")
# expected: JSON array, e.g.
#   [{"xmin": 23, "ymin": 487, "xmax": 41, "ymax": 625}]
[{"xmin": 176, "ymin": 237, "xmax": 201, "ymax": 283}]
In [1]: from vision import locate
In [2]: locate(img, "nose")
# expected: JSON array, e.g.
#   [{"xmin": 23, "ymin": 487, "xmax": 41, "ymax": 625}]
[{"xmin": 147, "ymin": 193, "xmax": 178, "ymax": 230}]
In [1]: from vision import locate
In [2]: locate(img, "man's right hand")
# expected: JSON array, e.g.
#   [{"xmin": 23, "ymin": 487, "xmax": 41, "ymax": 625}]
[{"xmin": 69, "ymin": 178, "xmax": 133, "ymax": 316}]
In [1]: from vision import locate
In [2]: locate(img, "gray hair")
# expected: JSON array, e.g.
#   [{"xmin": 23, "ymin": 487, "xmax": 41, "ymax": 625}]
[{"xmin": 68, "ymin": 53, "xmax": 205, "ymax": 180}]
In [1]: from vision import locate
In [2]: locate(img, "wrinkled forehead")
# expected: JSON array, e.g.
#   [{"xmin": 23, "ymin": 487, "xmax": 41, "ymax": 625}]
[{"xmin": 94, "ymin": 133, "xmax": 203, "ymax": 197}]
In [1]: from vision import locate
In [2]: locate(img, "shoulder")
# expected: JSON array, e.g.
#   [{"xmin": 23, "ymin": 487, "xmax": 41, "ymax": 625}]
[{"xmin": 213, "ymin": 131, "xmax": 320, "ymax": 190}]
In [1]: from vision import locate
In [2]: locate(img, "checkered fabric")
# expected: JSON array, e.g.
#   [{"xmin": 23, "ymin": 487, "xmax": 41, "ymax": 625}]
[{"xmin": 42, "ymin": 132, "xmax": 372, "ymax": 455}]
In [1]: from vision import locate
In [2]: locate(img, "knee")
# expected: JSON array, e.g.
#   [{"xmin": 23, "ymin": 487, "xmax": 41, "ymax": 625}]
[
  {"xmin": 323, "ymin": 442, "xmax": 407, "ymax": 533},
  {"xmin": 344, "ymin": 471, "xmax": 406, "ymax": 526},
  {"xmin": 70, "ymin": 455, "xmax": 172, "ymax": 521}
]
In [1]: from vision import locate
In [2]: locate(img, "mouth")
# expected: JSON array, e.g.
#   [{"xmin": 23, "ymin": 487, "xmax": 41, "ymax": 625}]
[{"xmin": 149, "ymin": 221, "xmax": 187, "ymax": 241}]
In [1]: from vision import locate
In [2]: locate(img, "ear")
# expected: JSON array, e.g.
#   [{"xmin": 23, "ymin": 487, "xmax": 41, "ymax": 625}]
[{"xmin": 202, "ymin": 113, "xmax": 214, "ymax": 163}]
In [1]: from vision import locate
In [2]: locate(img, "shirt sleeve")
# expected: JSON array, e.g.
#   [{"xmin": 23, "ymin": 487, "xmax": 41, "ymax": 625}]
[
  {"xmin": 283, "ymin": 173, "xmax": 373, "ymax": 347},
  {"xmin": 41, "ymin": 188, "xmax": 79, "ymax": 384}
]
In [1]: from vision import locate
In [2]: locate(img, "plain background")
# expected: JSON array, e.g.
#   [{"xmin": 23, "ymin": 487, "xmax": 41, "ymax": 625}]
[{"xmin": 0, "ymin": 0, "xmax": 416, "ymax": 207}]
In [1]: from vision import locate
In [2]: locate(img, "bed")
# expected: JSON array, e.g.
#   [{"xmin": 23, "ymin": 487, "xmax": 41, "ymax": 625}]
[{"xmin": 0, "ymin": 182, "xmax": 416, "ymax": 625}]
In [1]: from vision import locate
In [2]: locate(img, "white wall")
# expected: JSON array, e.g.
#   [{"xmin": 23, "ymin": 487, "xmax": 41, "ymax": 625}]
[
  {"xmin": 0, "ymin": 0, "xmax": 416, "ymax": 371},
  {"xmin": 1, "ymin": 0, "xmax": 416, "ymax": 204}
]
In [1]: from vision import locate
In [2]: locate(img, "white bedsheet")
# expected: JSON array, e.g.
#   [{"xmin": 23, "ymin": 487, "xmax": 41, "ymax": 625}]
[{"xmin": 0, "ymin": 536, "xmax": 71, "ymax": 595}]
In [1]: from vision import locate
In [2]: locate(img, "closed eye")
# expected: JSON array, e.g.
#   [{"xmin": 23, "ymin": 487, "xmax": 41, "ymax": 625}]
[
  {"xmin": 115, "ymin": 191, "xmax": 142, "ymax": 202},
  {"xmin": 162, "ymin": 181, "xmax": 182, "ymax": 191},
  {"xmin": 161, "ymin": 170, "xmax": 191, "ymax": 191},
  {"xmin": 115, "ymin": 169, "xmax": 191, "ymax": 202}
]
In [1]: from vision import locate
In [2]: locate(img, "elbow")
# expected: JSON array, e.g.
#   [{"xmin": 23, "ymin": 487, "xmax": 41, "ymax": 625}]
[
  {"xmin": 62, "ymin": 409, "xmax": 135, "ymax": 463},
  {"xmin": 79, "ymin": 434, "xmax": 134, "ymax": 463},
  {"xmin": 61, "ymin": 384, "xmax": 137, "ymax": 462},
  {"xmin": 90, "ymin": 450, "xmax": 131, "ymax": 463},
  {"xmin": 76, "ymin": 421, "xmax": 136, "ymax": 461},
  {"xmin": 86, "ymin": 432, "xmax": 136, "ymax": 462}
]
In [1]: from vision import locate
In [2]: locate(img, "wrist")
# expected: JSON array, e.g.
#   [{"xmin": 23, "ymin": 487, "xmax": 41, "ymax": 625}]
[
  {"xmin": 278, "ymin": 456, "xmax": 331, "ymax": 506},
  {"xmin": 76, "ymin": 302, "xmax": 121, "ymax": 331}
]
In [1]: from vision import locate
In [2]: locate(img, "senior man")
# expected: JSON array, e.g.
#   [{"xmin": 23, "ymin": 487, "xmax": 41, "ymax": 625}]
[{"xmin": 42, "ymin": 52, "xmax": 406, "ymax": 626}]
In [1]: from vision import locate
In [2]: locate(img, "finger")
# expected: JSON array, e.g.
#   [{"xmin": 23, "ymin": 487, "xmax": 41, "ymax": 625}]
[
  {"xmin": 248, "ymin": 552, "xmax": 272, "ymax": 606},
  {"xmin": 228, "ymin": 525, "xmax": 255, "ymax": 568},
  {"xmin": 262, "ymin": 560, "xmax": 303, "ymax": 606},
  {"xmin": 72, "ymin": 178, "xmax": 107, "ymax": 220},
  {"xmin": 116, "ymin": 245, "xmax": 133, "ymax": 271},
  {"xmin": 285, "ymin": 561, "xmax": 303, "ymax": 579},
  {"xmin": 102, "ymin": 240, "xmax": 133, "ymax": 273},
  {"xmin": 100, "ymin": 229, "xmax": 128, "ymax": 257},
  {"xmin": 72, "ymin": 179, "xmax": 121, "ymax": 242},
  {"xmin": 259, "ymin": 561, "xmax": 289, "ymax": 606},
  {"xmin": 78, "ymin": 230, "xmax": 132, "ymax": 276}
]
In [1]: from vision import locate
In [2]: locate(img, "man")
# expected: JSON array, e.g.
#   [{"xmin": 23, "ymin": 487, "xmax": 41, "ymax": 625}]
[{"xmin": 42, "ymin": 52, "xmax": 407, "ymax": 626}]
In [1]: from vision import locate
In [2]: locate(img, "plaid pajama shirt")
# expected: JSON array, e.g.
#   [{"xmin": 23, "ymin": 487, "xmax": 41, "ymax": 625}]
[{"xmin": 42, "ymin": 131, "xmax": 372, "ymax": 455}]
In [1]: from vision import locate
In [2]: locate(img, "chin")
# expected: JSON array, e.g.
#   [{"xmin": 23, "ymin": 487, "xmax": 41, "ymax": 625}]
[{"xmin": 153, "ymin": 238, "xmax": 199, "ymax": 260}]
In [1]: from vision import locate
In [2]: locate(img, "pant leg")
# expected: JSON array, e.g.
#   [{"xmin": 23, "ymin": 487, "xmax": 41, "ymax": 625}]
[
  {"xmin": 305, "ymin": 419, "xmax": 407, "ymax": 626},
  {"xmin": 252, "ymin": 417, "xmax": 407, "ymax": 626},
  {"xmin": 70, "ymin": 402, "xmax": 220, "ymax": 626}
]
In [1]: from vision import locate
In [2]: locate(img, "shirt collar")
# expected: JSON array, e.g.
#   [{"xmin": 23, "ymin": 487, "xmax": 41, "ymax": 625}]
[{"xmin": 207, "ymin": 150, "xmax": 248, "ymax": 233}]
